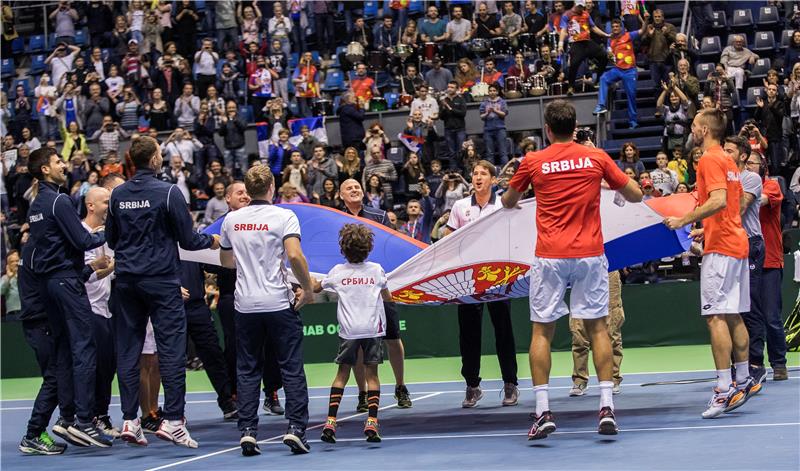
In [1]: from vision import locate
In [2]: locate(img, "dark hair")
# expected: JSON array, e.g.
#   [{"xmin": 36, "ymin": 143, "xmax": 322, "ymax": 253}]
[
  {"xmin": 339, "ymin": 223, "xmax": 374, "ymax": 264},
  {"xmin": 129, "ymin": 136, "xmax": 159, "ymax": 169},
  {"xmin": 489, "ymin": 83, "xmax": 502, "ymax": 93},
  {"xmin": 473, "ymin": 159, "xmax": 497, "ymax": 177},
  {"xmin": 611, "ymin": 18, "xmax": 622, "ymax": 26},
  {"xmin": 620, "ymin": 142, "xmax": 640, "ymax": 162},
  {"xmin": 544, "ymin": 100, "xmax": 577, "ymax": 139},
  {"xmin": 698, "ymin": 108, "xmax": 727, "ymax": 142},
  {"xmin": 724, "ymin": 135, "xmax": 751, "ymax": 160},
  {"xmin": 244, "ymin": 165, "xmax": 274, "ymax": 198},
  {"xmin": 28, "ymin": 147, "xmax": 58, "ymax": 180}
]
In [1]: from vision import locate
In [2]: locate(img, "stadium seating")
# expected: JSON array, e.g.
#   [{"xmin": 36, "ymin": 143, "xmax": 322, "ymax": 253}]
[
  {"xmin": 321, "ymin": 69, "xmax": 346, "ymax": 93},
  {"xmin": 756, "ymin": 6, "xmax": 780, "ymax": 28},
  {"xmin": 752, "ymin": 31, "xmax": 776, "ymax": 53},
  {"xmin": 749, "ymin": 58, "xmax": 771, "ymax": 84},
  {"xmin": 710, "ymin": 11, "xmax": 727, "ymax": 32},
  {"xmin": 745, "ymin": 87, "xmax": 765, "ymax": 112},
  {"xmin": 695, "ymin": 62, "xmax": 715, "ymax": 82},
  {"xmin": 28, "ymin": 34, "xmax": 45, "ymax": 53},
  {"xmin": 29, "ymin": 54, "xmax": 46, "ymax": 75},
  {"xmin": 1, "ymin": 59, "xmax": 14, "ymax": 80},
  {"xmin": 699, "ymin": 36, "xmax": 721, "ymax": 59},
  {"xmin": 730, "ymin": 9, "xmax": 754, "ymax": 30}
]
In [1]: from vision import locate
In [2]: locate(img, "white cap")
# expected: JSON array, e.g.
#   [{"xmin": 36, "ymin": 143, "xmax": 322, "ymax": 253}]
[{"xmin": 574, "ymin": 0, "xmax": 587, "ymax": 6}]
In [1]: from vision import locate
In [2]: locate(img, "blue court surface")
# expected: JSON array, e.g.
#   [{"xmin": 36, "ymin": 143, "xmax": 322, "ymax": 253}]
[{"xmin": 1, "ymin": 370, "xmax": 798, "ymax": 470}]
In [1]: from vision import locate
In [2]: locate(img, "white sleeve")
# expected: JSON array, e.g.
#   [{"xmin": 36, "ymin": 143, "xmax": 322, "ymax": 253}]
[
  {"xmin": 377, "ymin": 265, "xmax": 388, "ymax": 289},
  {"xmin": 445, "ymin": 201, "xmax": 461, "ymax": 230},
  {"xmin": 321, "ymin": 268, "xmax": 336, "ymax": 292},
  {"xmin": 283, "ymin": 211, "xmax": 301, "ymax": 240},
  {"xmin": 219, "ymin": 218, "xmax": 232, "ymax": 249}
]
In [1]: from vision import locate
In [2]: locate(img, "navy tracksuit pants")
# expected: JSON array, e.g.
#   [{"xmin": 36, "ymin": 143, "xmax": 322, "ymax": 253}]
[
  {"xmin": 91, "ymin": 314, "xmax": 116, "ymax": 417},
  {"xmin": 753, "ymin": 267, "xmax": 789, "ymax": 368},
  {"xmin": 185, "ymin": 300, "xmax": 234, "ymax": 408},
  {"xmin": 22, "ymin": 319, "xmax": 76, "ymax": 436},
  {"xmin": 42, "ymin": 276, "xmax": 97, "ymax": 423},
  {"xmin": 115, "ymin": 276, "xmax": 187, "ymax": 421},
  {"xmin": 236, "ymin": 308, "xmax": 308, "ymax": 433}
]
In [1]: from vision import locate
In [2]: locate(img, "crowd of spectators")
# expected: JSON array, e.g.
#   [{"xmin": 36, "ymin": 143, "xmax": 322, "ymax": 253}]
[{"xmin": 3, "ymin": 0, "xmax": 800, "ymax": 302}]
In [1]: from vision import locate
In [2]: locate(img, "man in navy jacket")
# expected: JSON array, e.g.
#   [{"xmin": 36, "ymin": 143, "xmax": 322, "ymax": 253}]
[
  {"xmin": 106, "ymin": 136, "xmax": 219, "ymax": 448},
  {"xmin": 26, "ymin": 147, "xmax": 111, "ymax": 448}
]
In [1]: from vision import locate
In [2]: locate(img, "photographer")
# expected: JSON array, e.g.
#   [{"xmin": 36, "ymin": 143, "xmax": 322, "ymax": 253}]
[
  {"xmin": 703, "ymin": 64, "xmax": 736, "ymax": 126},
  {"xmin": 44, "ymin": 42, "xmax": 81, "ymax": 90},
  {"xmin": 657, "ymin": 80, "xmax": 690, "ymax": 152},
  {"xmin": 218, "ymin": 101, "xmax": 248, "ymax": 177},
  {"xmin": 479, "ymin": 83, "xmax": 509, "ymax": 166},
  {"xmin": 434, "ymin": 170, "xmax": 469, "ymax": 213},
  {"xmin": 114, "ymin": 85, "xmax": 142, "ymax": 132},
  {"xmin": 754, "ymin": 83, "xmax": 786, "ymax": 175},
  {"xmin": 739, "ymin": 119, "xmax": 768, "ymax": 157},
  {"xmin": 89, "ymin": 116, "xmax": 130, "ymax": 161},
  {"xmin": 362, "ymin": 122, "xmax": 391, "ymax": 159},
  {"xmin": 49, "ymin": 1, "xmax": 79, "ymax": 45},
  {"xmin": 194, "ymin": 38, "xmax": 219, "ymax": 100},
  {"xmin": 161, "ymin": 127, "xmax": 202, "ymax": 172},
  {"xmin": 439, "ymin": 81, "xmax": 467, "ymax": 170}
]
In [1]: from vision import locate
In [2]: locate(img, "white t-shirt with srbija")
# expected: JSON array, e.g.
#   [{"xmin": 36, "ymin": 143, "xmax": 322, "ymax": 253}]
[
  {"xmin": 322, "ymin": 262, "xmax": 387, "ymax": 339},
  {"xmin": 220, "ymin": 202, "xmax": 300, "ymax": 313}
]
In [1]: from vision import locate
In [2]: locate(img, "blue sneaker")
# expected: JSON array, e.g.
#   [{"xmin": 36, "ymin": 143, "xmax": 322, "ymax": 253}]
[
  {"xmin": 629, "ymin": 122, "xmax": 639, "ymax": 129},
  {"xmin": 283, "ymin": 426, "xmax": 310, "ymax": 454},
  {"xmin": 593, "ymin": 105, "xmax": 608, "ymax": 115}
]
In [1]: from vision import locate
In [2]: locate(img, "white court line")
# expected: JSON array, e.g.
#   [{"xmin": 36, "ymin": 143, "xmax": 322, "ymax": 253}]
[
  {"xmin": 253, "ymin": 422, "xmax": 800, "ymax": 445},
  {"xmin": 0, "ymin": 368, "xmax": 760, "ymax": 403},
  {"xmin": 143, "ymin": 392, "xmax": 443, "ymax": 471},
  {"xmin": 3, "ymin": 377, "xmax": 798, "ymax": 412}
]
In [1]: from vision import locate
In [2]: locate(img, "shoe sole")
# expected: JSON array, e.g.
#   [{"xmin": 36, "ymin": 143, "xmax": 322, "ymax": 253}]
[
  {"xmin": 598, "ymin": 419, "xmax": 618, "ymax": 435},
  {"xmin": 320, "ymin": 430, "xmax": 336, "ymax": 444},
  {"xmin": 365, "ymin": 430, "xmax": 382, "ymax": 443},
  {"xmin": 396, "ymin": 402, "xmax": 412, "ymax": 409},
  {"xmin": 67, "ymin": 428, "xmax": 112, "ymax": 448},
  {"xmin": 724, "ymin": 389, "xmax": 752, "ymax": 413},
  {"xmin": 155, "ymin": 430, "xmax": 199, "ymax": 449},
  {"xmin": 53, "ymin": 427, "xmax": 90, "ymax": 447},
  {"xmin": 528, "ymin": 422, "xmax": 556, "ymax": 440},
  {"xmin": 283, "ymin": 434, "xmax": 310, "ymax": 454},
  {"xmin": 702, "ymin": 407, "xmax": 725, "ymax": 419},
  {"xmin": 569, "ymin": 390, "xmax": 585, "ymax": 397},
  {"xmin": 19, "ymin": 445, "xmax": 65, "ymax": 455},
  {"xmin": 502, "ymin": 399, "xmax": 519, "ymax": 406},
  {"xmin": 120, "ymin": 432, "xmax": 148, "ymax": 447},
  {"xmin": 241, "ymin": 436, "xmax": 261, "ymax": 456},
  {"xmin": 462, "ymin": 392, "xmax": 484, "ymax": 408}
]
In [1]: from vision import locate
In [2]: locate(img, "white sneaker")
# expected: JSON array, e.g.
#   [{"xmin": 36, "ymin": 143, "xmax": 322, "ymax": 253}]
[
  {"xmin": 120, "ymin": 418, "xmax": 148, "ymax": 446},
  {"xmin": 569, "ymin": 383, "xmax": 587, "ymax": 397},
  {"xmin": 702, "ymin": 387, "xmax": 735, "ymax": 419},
  {"xmin": 612, "ymin": 383, "xmax": 621, "ymax": 395},
  {"xmin": 156, "ymin": 418, "xmax": 198, "ymax": 448},
  {"xmin": 95, "ymin": 415, "xmax": 122, "ymax": 439}
]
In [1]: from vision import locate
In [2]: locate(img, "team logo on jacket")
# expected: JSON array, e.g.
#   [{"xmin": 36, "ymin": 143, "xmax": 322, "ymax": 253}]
[
  {"xmin": 119, "ymin": 200, "xmax": 151, "ymax": 209},
  {"xmin": 542, "ymin": 157, "xmax": 594, "ymax": 174},
  {"xmin": 234, "ymin": 223, "xmax": 270, "ymax": 231},
  {"xmin": 29, "ymin": 213, "xmax": 44, "ymax": 223}
]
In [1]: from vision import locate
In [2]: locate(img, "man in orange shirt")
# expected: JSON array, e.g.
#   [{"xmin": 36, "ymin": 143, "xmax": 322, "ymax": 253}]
[
  {"xmin": 502, "ymin": 100, "xmax": 642, "ymax": 440},
  {"xmin": 664, "ymin": 108, "xmax": 755, "ymax": 419}
]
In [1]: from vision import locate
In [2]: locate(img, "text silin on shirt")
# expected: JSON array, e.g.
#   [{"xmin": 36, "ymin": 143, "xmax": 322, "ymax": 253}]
[{"xmin": 541, "ymin": 156, "xmax": 595, "ymax": 174}]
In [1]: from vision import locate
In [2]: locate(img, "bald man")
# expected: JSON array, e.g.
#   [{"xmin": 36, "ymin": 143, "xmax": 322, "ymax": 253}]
[{"xmin": 82, "ymin": 187, "xmax": 120, "ymax": 438}]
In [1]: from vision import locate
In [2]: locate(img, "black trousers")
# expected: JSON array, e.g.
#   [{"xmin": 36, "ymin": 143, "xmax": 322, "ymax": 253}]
[
  {"xmin": 23, "ymin": 319, "xmax": 75, "ymax": 436},
  {"xmin": 236, "ymin": 308, "xmax": 308, "ymax": 432},
  {"xmin": 91, "ymin": 315, "xmax": 116, "ymax": 417},
  {"xmin": 567, "ymin": 40, "xmax": 608, "ymax": 88},
  {"xmin": 115, "ymin": 276, "xmax": 187, "ymax": 421},
  {"xmin": 186, "ymin": 300, "xmax": 234, "ymax": 408},
  {"xmin": 42, "ymin": 277, "xmax": 97, "ymax": 423},
  {"xmin": 457, "ymin": 300, "xmax": 518, "ymax": 387}
]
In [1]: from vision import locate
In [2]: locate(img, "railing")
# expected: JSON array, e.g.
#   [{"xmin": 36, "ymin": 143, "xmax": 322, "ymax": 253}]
[{"xmin": 9, "ymin": 1, "xmax": 69, "ymax": 51}]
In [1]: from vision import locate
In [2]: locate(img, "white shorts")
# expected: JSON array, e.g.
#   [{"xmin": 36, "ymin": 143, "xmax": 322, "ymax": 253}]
[
  {"xmin": 529, "ymin": 255, "xmax": 609, "ymax": 323},
  {"xmin": 700, "ymin": 253, "xmax": 750, "ymax": 315},
  {"xmin": 141, "ymin": 319, "xmax": 157, "ymax": 355}
]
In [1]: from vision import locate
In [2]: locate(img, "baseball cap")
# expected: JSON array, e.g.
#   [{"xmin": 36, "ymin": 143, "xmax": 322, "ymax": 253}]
[
  {"xmin": 128, "ymin": 38, "xmax": 138, "ymax": 45},
  {"xmin": 574, "ymin": 0, "xmax": 587, "ymax": 6}
]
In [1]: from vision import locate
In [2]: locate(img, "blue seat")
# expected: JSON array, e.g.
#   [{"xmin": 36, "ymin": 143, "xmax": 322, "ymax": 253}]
[
  {"xmin": 364, "ymin": 1, "xmax": 379, "ymax": 20},
  {"xmin": 745, "ymin": 87, "xmax": 765, "ymax": 111},
  {"xmin": 1, "ymin": 58, "xmax": 14, "ymax": 79},
  {"xmin": 730, "ymin": 9, "xmax": 753, "ymax": 29},
  {"xmin": 699, "ymin": 36, "xmax": 721, "ymax": 57},
  {"xmin": 711, "ymin": 11, "xmax": 726, "ymax": 30},
  {"xmin": 752, "ymin": 31, "xmax": 775, "ymax": 53},
  {"xmin": 28, "ymin": 35, "xmax": 45, "ymax": 52},
  {"xmin": 29, "ymin": 54, "xmax": 46, "ymax": 75},
  {"xmin": 47, "ymin": 33, "xmax": 57, "ymax": 49},
  {"xmin": 696, "ymin": 62, "xmax": 715, "ymax": 82},
  {"xmin": 321, "ymin": 69, "xmax": 345, "ymax": 92},
  {"xmin": 74, "ymin": 28, "xmax": 88, "ymax": 46},
  {"xmin": 237, "ymin": 78, "xmax": 247, "ymax": 99},
  {"xmin": 195, "ymin": 0, "xmax": 206, "ymax": 11},
  {"xmin": 11, "ymin": 37, "xmax": 24, "ymax": 54},
  {"xmin": 289, "ymin": 52, "xmax": 299, "ymax": 69},
  {"xmin": 385, "ymin": 92, "xmax": 399, "ymax": 109},
  {"xmin": 288, "ymin": 78, "xmax": 295, "ymax": 95},
  {"xmin": 311, "ymin": 50, "xmax": 321, "ymax": 64},
  {"xmin": 408, "ymin": 0, "xmax": 425, "ymax": 15},
  {"xmin": 333, "ymin": 94, "xmax": 342, "ymax": 112},
  {"xmin": 238, "ymin": 105, "xmax": 254, "ymax": 122},
  {"xmin": 330, "ymin": 46, "xmax": 346, "ymax": 68},
  {"xmin": 780, "ymin": 29, "xmax": 794, "ymax": 50},
  {"xmin": 757, "ymin": 6, "xmax": 779, "ymax": 27},
  {"xmin": 749, "ymin": 58, "xmax": 771, "ymax": 82}
]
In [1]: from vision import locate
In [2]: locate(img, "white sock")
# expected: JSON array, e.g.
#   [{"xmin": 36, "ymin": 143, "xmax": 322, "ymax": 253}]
[
  {"xmin": 534, "ymin": 385, "xmax": 550, "ymax": 416},
  {"xmin": 734, "ymin": 361, "xmax": 749, "ymax": 384},
  {"xmin": 599, "ymin": 381, "xmax": 614, "ymax": 410},
  {"xmin": 716, "ymin": 369, "xmax": 732, "ymax": 391}
]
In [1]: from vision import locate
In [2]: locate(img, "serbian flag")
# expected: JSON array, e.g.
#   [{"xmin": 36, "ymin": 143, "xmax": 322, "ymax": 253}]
[
  {"xmin": 256, "ymin": 122, "xmax": 270, "ymax": 160},
  {"xmin": 287, "ymin": 116, "xmax": 328, "ymax": 147}
]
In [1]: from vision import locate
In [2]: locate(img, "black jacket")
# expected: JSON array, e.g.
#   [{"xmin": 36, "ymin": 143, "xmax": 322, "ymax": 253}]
[
  {"xmin": 18, "ymin": 243, "xmax": 47, "ymax": 322},
  {"xmin": 27, "ymin": 181, "xmax": 106, "ymax": 278},
  {"xmin": 439, "ymin": 95, "xmax": 467, "ymax": 130},
  {"xmin": 106, "ymin": 168, "xmax": 213, "ymax": 277},
  {"xmin": 337, "ymin": 103, "xmax": 365, "ymax": 147},
  {"xmin": 218, "ymin": 116, "xmax": 248, "ymax": 149},
  {"xmin": 180, "ymin": 260, "xmax": 207, "ymax": 307}
]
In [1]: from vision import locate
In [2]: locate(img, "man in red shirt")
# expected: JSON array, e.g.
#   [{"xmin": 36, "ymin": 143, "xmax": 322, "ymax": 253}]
[
  {"xmin": 557, "ymin": 0, "xmax": 610, "ymax": 95},
  {"xmin": 755, "ymin": 156, "xmax": 790, "ymax": 381},
  {"xmin": 502, "ymin": 100, "xmax": 642, "ymax": 440},
  {"xmin": 664, "ymin": 108, "xmax": 755, "ymax": 418}
]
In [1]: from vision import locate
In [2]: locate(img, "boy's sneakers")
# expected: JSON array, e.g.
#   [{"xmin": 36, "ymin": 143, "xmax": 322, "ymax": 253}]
[
  {"xmin": 263, "ymin": 391, "xmax": 285, "ymax": 416},
  {"xmin": 221, "ymin": 399, "xmax": 239, "ymax": 421},
  {"xmin": 364, "ymin": 418, "xmax": 381, "ymax": 443},
  {"xmin": 702, "ymin": 386, "xmax": 736, "ymax": 419},
  {"xmin": 240, "ymin": 428, "xmax": 260, "ymax": 457},
  {"xmin": 528, "ymin": 411, "xmax": 556, "ymax": 440},
  {"xmin": 462, "ymin": 386, "xmax": 483, "ymax": 408},
  {"xmin": 141, "ymin": 409, "xmax": 163, "ymax": 434},
  {"xmin": 19, "ymin": 431, "xmax": 67, "ymax": 455},
  {"xmin": 593, "ymin": 105, "xmax": 608, "ymax": 115},
  {"xmin": 120, "ymin": 418, "xmax": 148, "ymax": 446},
  {"xmin": 283, "ymin": 425, "xmax": 310, "ymax": 454},
  {"xmin": 94, "ymin": 415, "xmax": 121, "ymax": 438},
  {"xmin": 772, "ymin": 366, "xmax": 788, "ymax": 381},
  {"xmin": 725, "ymin": 376, "xmax": 758, "ymax": 413},
  {"xmin": 598, "ymin": 407, "xmax": 619, "ymax": 435},
  {"xmin": 569, "ymin": 383, "xmax": 587, "ymax": 397},
  {"xmin": 502, "ymin": 383, "xmax": 519, "ymax": 406},
  {"xmin": 321, "ymin": 418, "xmax": 337, "ymax": 444},
  {"xmin": 395, "ymin": 385, "xmax": 412, "ymax": 408},
  {"xmin": 52, "ymin": 417, "xmax": 89, "ymax": 447},
  {"xmin": 67, "ymin": 421, "xmax": 114, "ymax": 447},
  {"xmin": 155, "ymin": 418, "xmax": 198, "ymax": 449},
  {"xmin": 356, "ymin": 391, "xmax": 368, "ymax": 413}
]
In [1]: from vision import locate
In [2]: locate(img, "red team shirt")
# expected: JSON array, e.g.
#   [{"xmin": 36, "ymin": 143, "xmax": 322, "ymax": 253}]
[
  {"xmin": 759, "ymin": 178, "xmax": 784, "ymax": 269},
  {"xmin": 508, "ymin": 142, "xmax": 630, "ymax": 259},
  {"xmin": 695, "ymin": 145, "xmax": 749, "ymax": 259}
]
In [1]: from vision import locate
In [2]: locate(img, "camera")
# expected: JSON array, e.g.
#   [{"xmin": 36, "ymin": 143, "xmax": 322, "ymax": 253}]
[
  {"xmin": 640, "ymin": 177, "xmax": 654, "ymax": 191},
  {"xmin": 575, "ymin": 127, "xmax": 594, "ymax": 144}
]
